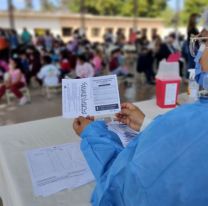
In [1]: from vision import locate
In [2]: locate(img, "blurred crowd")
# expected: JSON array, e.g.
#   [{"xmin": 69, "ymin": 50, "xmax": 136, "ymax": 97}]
[{"xmin": 0, "ymin": 13, "xmax": 200, "ymax": 105}]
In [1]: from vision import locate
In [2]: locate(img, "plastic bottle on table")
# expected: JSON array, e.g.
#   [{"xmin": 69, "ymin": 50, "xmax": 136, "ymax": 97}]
[{"xmin": 188, "ymin": 69, "xmax": 199, "ymax": 101}]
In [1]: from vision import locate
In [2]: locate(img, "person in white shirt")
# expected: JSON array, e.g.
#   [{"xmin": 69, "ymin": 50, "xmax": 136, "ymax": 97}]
[
  {"xmin": 75, "ymin": 54, "xmax": 94, "ymax": 78},
  {"xmin": 37, "ymin": 55, "xmax": 60, "ymax": 87}
]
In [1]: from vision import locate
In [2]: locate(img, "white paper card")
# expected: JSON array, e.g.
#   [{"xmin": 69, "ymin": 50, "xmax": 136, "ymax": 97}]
[
  {"xmin": 107, "ymin": 121, "xmax": 139, "ymax": 147},
  {"xmin": 62, "ymin": 75, "xmax": 121, "ymax": 118},
  {"xmin": 26, "ymin": 142, "xmax": 94, "ymax": 197},
  {"xmin": 164, "ymin": 83, "xmax": 177, "ymax": 105}
]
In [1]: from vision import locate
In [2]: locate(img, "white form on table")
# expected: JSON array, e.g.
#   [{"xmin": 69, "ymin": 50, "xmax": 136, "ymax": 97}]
[
  {"xmin": 26, "ymin": 142, "xmax": 94, "ymax": 197},
  {"xmin": 0, "ymin": 99, "xmax": 173, "ymax": 206}
]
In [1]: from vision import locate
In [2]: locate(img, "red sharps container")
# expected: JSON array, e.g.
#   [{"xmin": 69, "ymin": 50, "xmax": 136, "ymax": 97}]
[{"xmin": 156, "ymin": 60, "xmax": 181, "ymax": 108}]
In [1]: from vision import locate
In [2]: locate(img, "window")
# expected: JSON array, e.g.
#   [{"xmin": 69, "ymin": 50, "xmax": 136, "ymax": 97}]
[
  {"xmin": 34, "ymin": 28, "xmax": 50, "ymax": 36},
  {"xmin": 62, "ymin": 27, "xmax": 73, "ymax": 37},
  {"xmin": 105, "ymin": 28, "xmax": 113, "ymax": 33},
  {"xmin": 91, "ymin": 28, "xmax": 100, "ymax": 37}
]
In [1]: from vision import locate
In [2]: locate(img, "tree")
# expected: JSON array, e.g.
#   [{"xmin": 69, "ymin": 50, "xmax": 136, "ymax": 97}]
[
  {"xmin": 41, "ymin": 0, "xmax": 56, "ymax": 11},
  {"xmin": 146, "ymin": 0, "xmax": 167, "ymax": 17},
  {"xmin": 60, "ymin": 0, "xmax": 71, "ymax": 11},
  {"xmin": 181, "ymin": 0, "xmax": 208, "ymax": 24},
  {"xmin": 120, "ymin": 0, "xmax": 167, "ymax": 17},
  {"xmin": 69, "ymin": 0, "xmax": 124, "ymax": 15},
  {"xmin": 120, "ymin": 0, "xmax": 149, "ymax": 17},
  {"xmin": 69, "ymin": 0, "xmax": 167, "ymax": 17},
  {"xmin": 160, "ymin": 7, "xmax": 175, "ymax": 26},
  {"xmin": 184, "ymin": 0, "xmax": 207, "ymax": 14},
  {"xmin": 25, "ymin": 0, "xmax": 33, "ymax": 10}
]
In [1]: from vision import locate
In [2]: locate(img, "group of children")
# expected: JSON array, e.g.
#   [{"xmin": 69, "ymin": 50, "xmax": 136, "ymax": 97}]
[{"xmin": 0, "ymin": 29, "xmax": 132, "ymax": 105}]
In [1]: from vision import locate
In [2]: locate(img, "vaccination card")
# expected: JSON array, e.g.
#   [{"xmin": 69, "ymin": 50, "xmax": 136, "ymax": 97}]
[{"xmin": 62, "ymin": 75, "xmax": 121, "ymax": 118}]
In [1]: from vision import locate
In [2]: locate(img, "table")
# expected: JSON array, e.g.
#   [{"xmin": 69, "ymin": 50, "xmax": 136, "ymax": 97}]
[{"xmin": 0, "ymin": 99, "xmax": 172, "ymax": 206}]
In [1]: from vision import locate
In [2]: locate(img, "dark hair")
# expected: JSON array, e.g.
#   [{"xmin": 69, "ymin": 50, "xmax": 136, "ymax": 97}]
[
  {"xmin": 43, "ymin": 55, "xmax": 52, "ymax": 64},
  {"xmin": 61, "ymin": 50, "xmax": 69, "ymax": 59},
  {"xmin": 45, "ymin": 30, "xmax": 50, "ymax": 36},
  {"xmin": 11, "ymin": 57, "xmax": 24, "ymax": 71},
  {"xmin": 188, "ymin": 13, "xmax": 199, "ymax": 32},
  {"xmin": 19, "ymin": 49, "xmax": 27, "ymax": 55},
  {"xmin": 77, "ymin": 54, "xmax": 86, "ymax": 62},
  {"xmin": 111, "ymin": 48, "xmax": 120, "ymax": 55},
  {"xmin": 11, "ymin": 29, "xmax": 17, "ymax": 35},
  {"xmin": 169, "ymin": 33, "xmax": 176, "ymax": 39}
]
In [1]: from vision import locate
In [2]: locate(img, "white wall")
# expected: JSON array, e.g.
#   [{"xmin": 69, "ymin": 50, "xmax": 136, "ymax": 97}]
[
  {"xmin": 162, "ymin": 26, "xmax": 203, "ymax": 38},
  {"xmin": 162, "ymin": 27, "xmax": 187, "ymax": 38},
  {"xmin": 0, "ymin": 16, "xmax": 62, "ymax": 36}
]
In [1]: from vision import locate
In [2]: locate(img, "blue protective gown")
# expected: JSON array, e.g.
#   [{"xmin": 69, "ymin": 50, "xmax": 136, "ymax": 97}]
[
  {"xmin": 195, "ymin": 49, "xmax": 205, "ymax": 86},
  {"xmin": 80, "ymin": 100, "xmax": 208, "ymax": 206}
]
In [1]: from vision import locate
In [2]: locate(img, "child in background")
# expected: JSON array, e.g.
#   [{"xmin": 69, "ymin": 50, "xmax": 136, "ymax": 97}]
[
  {"xmin": 91, "ymin": 49, "xmax": 103, "ymax": 76},
  {"xmin": 60, "ymin": 50, "xmax": 71, "ymax": 79},
  {"xmin": 27, "ymin": 47, "xmax": 42, "ymax": 86},
  {"xmin": 50, "ymin": 50, "xmax": 60, "ymax": 67},
  {"xmin": 37, "ymin": 55, "xmax": 60, "ymax": 87},
  {"xmin": 109, "ymin": 48, "xmax": 129, "ymax": 76},
  {"xmin": 19, "ymin": 51, "xmax": 30, "ymax": 85},
  {"xmin": 0, "ymin": 60, "xmax": 9, "ymax": 81},
  {"xmin": 0, "ymin": 57, "xmax": 28, "ymax": 105},
  {"xmin": 75, "ymin": 54, "xmax": 94, "ymax": 78},
  {"xmin": 44, "ymin": 31, "xmax": 53, "ymax": 52}
]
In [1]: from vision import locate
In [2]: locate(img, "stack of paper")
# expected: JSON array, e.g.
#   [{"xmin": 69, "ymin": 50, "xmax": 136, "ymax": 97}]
[
  {"xmin": 26, "ymin": 142, "xmax": 94, "ymax": 197},
  {"xmin": 107, "ymin": 121, "xmax": 139, "ymax": 147}
]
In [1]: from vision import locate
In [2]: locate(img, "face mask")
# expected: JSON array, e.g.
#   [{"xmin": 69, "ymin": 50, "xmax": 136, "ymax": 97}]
[{"xmin": 195, "ymin": 17, "xmax": 200, "ymax": 24}]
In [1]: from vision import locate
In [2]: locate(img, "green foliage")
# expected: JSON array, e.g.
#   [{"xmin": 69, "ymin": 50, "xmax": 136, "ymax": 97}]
[
  {"xmin": 120, "ymin": 0, "xmax": 148, "ymax": 17},
  {"xmin": 41, "ymin": 0, "xmax": 57, "ymax": 11},
  {"xmin": 25, "ymin": 0, "xmax": 33, "ymax": 10},
  {"xmin": 159, "ymin": 7, "xmax": 175, "ymax": 26},
  {"xmin": 69, "ymin": 0, "xmax": 123, "ymax": 15},
  {"xmin": 184, "ymin": 0, "xmax": 207, "ymax": 14},
  {"xmin": 181, "ymin": 0, "xmax": 208, "ymax": 25},
  {"xmin": 145, "ymin": 0, "xmax": 167, "ymax": 17},
  {"xmin": 69, "ymin": 0, "xmax": 167, "ymax": 17}
]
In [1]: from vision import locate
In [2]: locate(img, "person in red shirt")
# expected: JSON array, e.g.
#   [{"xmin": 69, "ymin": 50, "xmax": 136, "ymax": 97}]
[
  {"xmin": 60, "ymin": 50, "xmax": 71, "ymax": 79},
  {"xmin": 0, "ymin": 28, "xmax": 9, "ymax": 61},
  {"xmin": 129, "ymin": 28, "xmax": 137, "ymax": 44}
]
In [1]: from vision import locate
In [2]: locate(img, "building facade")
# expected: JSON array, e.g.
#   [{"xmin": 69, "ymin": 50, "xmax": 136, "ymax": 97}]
[{"xmin": 0, "ymin": 11, "xmax": 164, "ymax": 42}]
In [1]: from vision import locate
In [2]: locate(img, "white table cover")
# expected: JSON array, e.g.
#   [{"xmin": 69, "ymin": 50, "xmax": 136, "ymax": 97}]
[{"xmin": 0, "ymin": 99, "xmax": 171, "ymax": 206}]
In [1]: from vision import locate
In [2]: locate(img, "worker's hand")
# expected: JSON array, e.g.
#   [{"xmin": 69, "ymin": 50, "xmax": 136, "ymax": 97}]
[
  {"xmin": 198, "ymin": 29, "xmax": 208, "ymax": 38},
  {"xmin": 73, "ymin": 116, "xmax": 94, "ymax": 136},
  {"xmin": 115, "ymin": 102, "xmax": 145, "ymax": 131}
]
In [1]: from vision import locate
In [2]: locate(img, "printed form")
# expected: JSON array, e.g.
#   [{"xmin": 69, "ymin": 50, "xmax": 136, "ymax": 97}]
[
  {"xmin": 107, "ymin": 121, "xmax": 139, "ymax": 147},
  {"xmin": 62, "ymin": 75, "xmax": 121, "ymax": 118},
  {"xmin": 26, "ymin": 142, "xmax": 94, "ymax": 197}
]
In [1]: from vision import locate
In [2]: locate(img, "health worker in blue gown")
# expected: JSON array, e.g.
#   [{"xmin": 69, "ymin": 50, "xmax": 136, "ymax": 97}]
[{"xmin": 73, "ymin": 31, "xmax": 208, "ymax": 206}]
